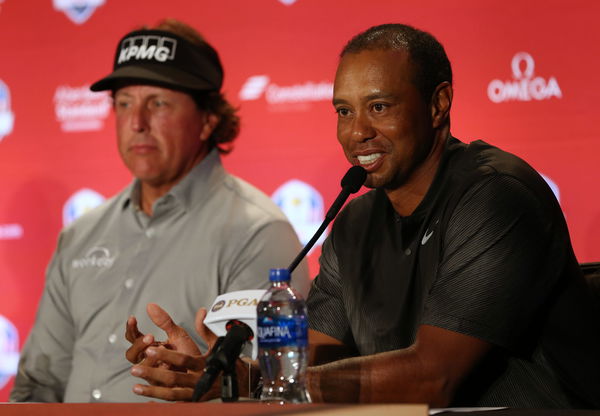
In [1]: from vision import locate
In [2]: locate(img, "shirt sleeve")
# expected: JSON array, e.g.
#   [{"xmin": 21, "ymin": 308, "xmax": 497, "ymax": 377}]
[
  {"xmin": 10, "ymin": 231, "xmax": 75, "ymax": 402},
  {"xmin": 221, "ymin": 219, "xmax": 312, "ymax": 298},
  {"xmin": 422, "ymin": 174, "xmax": 565, "ymax": 352},
  {"xmin": 306, "ymin": 233, "xmax": 354, "ymax": 345}
]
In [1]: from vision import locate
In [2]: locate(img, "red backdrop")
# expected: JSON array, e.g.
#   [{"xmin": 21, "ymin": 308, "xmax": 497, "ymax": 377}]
[{"xmin": 1, "ymin": 0, "xmax": 599, "ymax": 401}]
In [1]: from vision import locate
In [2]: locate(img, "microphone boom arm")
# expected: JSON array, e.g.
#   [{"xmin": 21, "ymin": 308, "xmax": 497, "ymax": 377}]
[
  {"xmin": 287, "ymin": 166, "xmax": 366, "ymax": 275},
  {"xmin": 287, "ymin": 217, "xmax": 331, "ymax": 274}
]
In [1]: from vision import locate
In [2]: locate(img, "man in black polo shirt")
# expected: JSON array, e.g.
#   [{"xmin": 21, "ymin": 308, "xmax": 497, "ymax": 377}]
[
  {"xmin": 305, "ymin": 23, "xmax": 600, "ymax": 408},
  {"xmin": 125, "ymin": 23, "xmax": 600, "ymax": 408}
]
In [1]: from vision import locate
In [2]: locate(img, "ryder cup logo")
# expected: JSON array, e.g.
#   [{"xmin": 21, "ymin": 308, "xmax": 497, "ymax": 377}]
[
  {"xmin": 0, "ymin": 79, "xmax": 15, "ymax": 142},
  {"xmin": 63, "ymin": 188, "xmax": 105, "ymax": 226},
  {"xmin": 53, "ymin": 0, "xmax": 105, "ymax": 25},
  {"xmin": 272, "ymin": 180, "xmax": 326, "ymax": 248},
  {"xmin": 488, "ymin": 52, "xmax": 562, "ymax": 103},
  {"xmin": 0, "ymin": 315, "xmax": 19, "ymax": 389},
  {"xmin": 118, "ymin": 35, "xmax": 177, "ymax": 65}
]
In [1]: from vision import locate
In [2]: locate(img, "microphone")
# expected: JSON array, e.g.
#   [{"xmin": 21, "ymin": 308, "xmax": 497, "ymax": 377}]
[
  {"xmin": 192, "ymin": 320, "xmax": 253, "ymax": 402},
  {"xmin": 287, "ymin": 165, "xmax": 366, "ymax": 273},
  {"xmin": 204, "ymin": 289, "xmax": 266, "ymax": 360},
  {"xmin": 203, "ymin": 167, "xmax": 367, "ymax": 349},
  {"xmin": 195, "ymin": 167, "xmax": 367, "ymax": 400}
]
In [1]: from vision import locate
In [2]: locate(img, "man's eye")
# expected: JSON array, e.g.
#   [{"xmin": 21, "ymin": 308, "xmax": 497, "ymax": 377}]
[
  {"xmin": 372, "ymin": 103, "xmax": 386, "ymax": 112},
  {"xmin": 336, "ymin": 108, "xmax": 350, "ymax": 117}
]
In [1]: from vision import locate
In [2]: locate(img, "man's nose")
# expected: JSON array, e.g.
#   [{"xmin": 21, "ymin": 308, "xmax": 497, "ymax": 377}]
[
  {"xmin": 130, "ymin": 104, "xmax": 149, "ymax": 132},
  {"xmin": 350, "ymin": 111, "xmax": 376, "ymax": 142}
]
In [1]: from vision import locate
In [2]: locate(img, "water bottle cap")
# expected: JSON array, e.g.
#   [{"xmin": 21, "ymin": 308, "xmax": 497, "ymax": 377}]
[{"xmin": 269, "ymin": 268, "xmax": 290, "ymax": 282}]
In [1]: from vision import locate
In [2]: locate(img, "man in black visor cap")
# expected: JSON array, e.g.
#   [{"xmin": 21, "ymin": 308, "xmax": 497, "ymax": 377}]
[{"xmin": 11, "ymin": 19, "xmax": 309, "ymax": 403}]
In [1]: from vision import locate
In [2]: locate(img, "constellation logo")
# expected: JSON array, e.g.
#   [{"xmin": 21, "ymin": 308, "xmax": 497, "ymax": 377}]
[
  {"xmin": 239, "ymin": 75, "xmax": 333, "ymax": 107},
  {"xmin": 63, "ymin": 188, "xmax": 105, "ymax": 226},
  {"xmin": 0, "ymin": 315, "xmax": 19, "ymax": 390},
  {"xmin": 0, "ymin": 223, "xmax": 23, "ymax": 240},
  {"xmin": 72, "ymin": 246, "xmax": 116, "ymax": 269},
  {"xmin": 272, "ymin": 180, "xmax": 326, "ymax": 250},
  {"xmin": 239, "ymin": 76, "xmax": 270, "ymax": 101},
  {"xmin": 117, "ymin": 35, "xmax": 177, "ymax": 65},
  {"xmin": 53, "ymin": 0, "xmax": 105, "ymax": 25},
  {"xmin": 0, "ymin": 79, "xmax": 15, "ymax": 142},
  {"xmin": 54, "ymin": 85, "xmax": 111, "ymax": 132},
  {"xmin": 488, "ymin": 52, "xmax": 562, "ymax": 103}
]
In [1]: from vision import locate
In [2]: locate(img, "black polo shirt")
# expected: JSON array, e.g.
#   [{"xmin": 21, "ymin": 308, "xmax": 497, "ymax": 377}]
[{"xmin": 307, "ymin": 137, "xmax": 600, "ymax": 408}]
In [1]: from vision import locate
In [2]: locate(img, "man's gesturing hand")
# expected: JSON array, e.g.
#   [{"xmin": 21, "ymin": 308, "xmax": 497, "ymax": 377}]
[
  {"xmin": 126, "ymin": 305, "xmax": 224, "ymax": 401},
  {"xmin": 125, "ymin": 303, "xmax": 202, "ymax": 367}
]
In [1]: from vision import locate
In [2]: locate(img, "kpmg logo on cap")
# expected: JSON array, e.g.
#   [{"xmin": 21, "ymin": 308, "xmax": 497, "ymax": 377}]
[
  {"xmin": 63, "ymin": 188, "xmax": 105, "ymax": 226},
  {"xmin": 54, "ymin": 85, "xmax": 110, "ymax": 132},
  {"xmin": 0, "ymin": 79, "xmax": 15, "ymax": 142},
  {"xmin": 118, "ymin": 35, "xmax": 177, "ymax": 65},
  {"xmin": 488, "ymin": 52, "xmax": 562, "ymax": 103},
  {"xmin": 53, "ymin": 0, "xmax": 105, "ymax": 25},
  {"xmin": 272, "ymin": 180, "xmax": 326, "ymax": 248},
  {"xmin": 0, "ymin": 314, "xmax": 19, "ymax": 390},
  {"xmin": 239, "ymin": 75, "xmax": 333, "ymax": 111}
]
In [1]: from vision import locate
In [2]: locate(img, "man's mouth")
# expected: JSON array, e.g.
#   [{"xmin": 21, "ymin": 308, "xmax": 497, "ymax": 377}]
[
  {"xmin": 130, "ymin": 143, "xmax": 158, "ymax": 154},
  {"xmin": 357, "ymin": 153, "xmax": 382, "ymax": 165}
]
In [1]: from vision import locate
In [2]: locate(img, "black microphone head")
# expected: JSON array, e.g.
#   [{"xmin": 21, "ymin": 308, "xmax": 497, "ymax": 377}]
[{"xmin": 341, "ymin": 165, "xmax": 367, "ymax": 193}]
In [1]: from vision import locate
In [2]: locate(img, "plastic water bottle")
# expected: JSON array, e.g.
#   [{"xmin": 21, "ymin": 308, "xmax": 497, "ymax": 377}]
[{"xmin": 257, "ymin": 268, "xmax": 311, "ymax": 403}]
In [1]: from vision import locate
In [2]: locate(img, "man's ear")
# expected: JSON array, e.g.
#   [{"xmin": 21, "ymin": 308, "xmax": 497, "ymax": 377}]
[
  {"xmin": 200, "ymin": 113, "xmax": 220, "ymax": 141},
  {"xmin": 430, "ymin": 81, "xmax": 453, "ymax": 129}
]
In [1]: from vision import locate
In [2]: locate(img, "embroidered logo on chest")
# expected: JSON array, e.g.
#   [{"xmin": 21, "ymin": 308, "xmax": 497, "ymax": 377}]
[
  {"xmin": 71, "ymin": 246, "xmax": 116, "ymax": 269},
  {"xmin": 421, "ymin": 219, "xmax": 440, "ymax": 246}
]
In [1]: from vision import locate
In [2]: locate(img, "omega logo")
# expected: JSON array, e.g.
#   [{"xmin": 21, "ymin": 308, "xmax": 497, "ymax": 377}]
[
  {"xmin": 487, "ymin": 52, "xmax": 562, "ymax": 103},
  {"xmin": 511, "ymin": 52, "xmax": 535, "ymax": 79}
]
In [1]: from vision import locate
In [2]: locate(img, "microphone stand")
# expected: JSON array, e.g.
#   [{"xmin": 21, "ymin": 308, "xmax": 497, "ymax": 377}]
[
  {"xmin": 192, "ymin": 337, "xmax": 224, "ymax": 402},
  {"xmin": 221, "ymin": 359, "xmax": 239, "ymax": 402},
  {"xmin": 192, "ymin": 323, "xmax": 253, "ymax": 402}
]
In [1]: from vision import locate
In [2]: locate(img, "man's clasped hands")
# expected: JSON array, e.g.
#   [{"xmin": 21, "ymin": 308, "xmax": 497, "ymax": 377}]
[{"xmin": 124, "ymin": 303, "xmax": 257, "ymax": 402}]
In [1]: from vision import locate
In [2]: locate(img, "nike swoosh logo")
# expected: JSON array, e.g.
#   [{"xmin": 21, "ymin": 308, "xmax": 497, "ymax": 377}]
[{"xmin": 421, "ymin": 229, "xmax": 434, "ymax": 245}]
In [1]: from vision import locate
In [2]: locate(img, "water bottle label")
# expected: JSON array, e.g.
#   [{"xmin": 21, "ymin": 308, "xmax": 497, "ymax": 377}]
[{"xmin": 257, "ymin": 316, "xmax": 308, "ymax": 348}]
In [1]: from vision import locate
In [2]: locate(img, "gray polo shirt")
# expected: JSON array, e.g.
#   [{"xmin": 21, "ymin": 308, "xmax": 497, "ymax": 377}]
[{"xmin": 11, "ymin": 150, "xmax": 309, "ymax": 403}]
